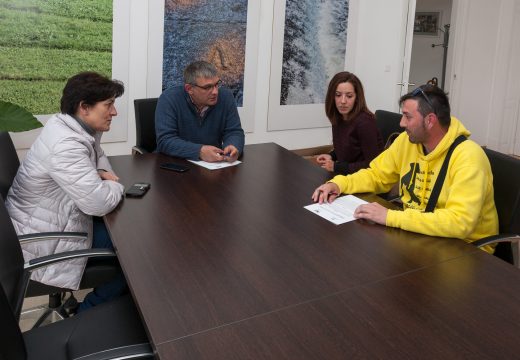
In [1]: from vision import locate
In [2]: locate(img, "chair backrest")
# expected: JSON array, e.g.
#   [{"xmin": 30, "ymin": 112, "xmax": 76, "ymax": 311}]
[
  {"xmin": 374, "ymin": 110, "xmax": 404, "ymax": 148},
  {"xmin": 0, "ymin": 197, "xmax": 26, "ymax": 320},
  {"xmin": 0, "ymin": 131, "xmax": 20, "ymax": 199},
  {"xmin": 134, "ymin": 98, "xmax": 158, "ymax": 153},
  {"xmin": 484, "ymin": 148, "xmax": 520, "ymax": 235},
  {"xmin": 484, "ymin": 148, "xmax": 520, "ymax": 264}
]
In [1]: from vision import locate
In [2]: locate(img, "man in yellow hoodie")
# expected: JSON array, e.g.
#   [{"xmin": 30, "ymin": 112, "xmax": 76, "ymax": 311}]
[{"xmin": 312, "ymin": 85, "xmax": 498, "ymax": 252}]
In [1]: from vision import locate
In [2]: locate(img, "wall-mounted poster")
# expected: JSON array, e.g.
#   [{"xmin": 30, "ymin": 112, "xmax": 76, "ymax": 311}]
[
  {"xmin": 162, "ymin": 0, "xmax": 248, "ymax": 106},
  {"xmin": 268, "ymin": 0, "xmax": 350, "ymax": 131},
  {"xmin": 0, "ymin": 0, "xmax": 130, "ymax": 144},
  {"xmin": 0, "ymin": 0, "xmax": 114, "ymax": 115},
  {"xmin": 280, "ymin": 0, "xmax": 349, "ymax": 106}
]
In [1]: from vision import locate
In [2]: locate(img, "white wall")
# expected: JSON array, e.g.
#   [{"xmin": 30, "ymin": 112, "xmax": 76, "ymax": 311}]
[
  {"xmin": 510, "ymin": 3, "xmax": 520, "ymax": 155},
  {"xmin": 487, "ymin": 0, "xmax": 520, "ymax": 154},
  {"xmin": 409, "ymin": 0, "xmax": 452, "ymax": 87},
  {"xmin": 449, "ymin": 0, "xmax": 520, "ymax": 154}
]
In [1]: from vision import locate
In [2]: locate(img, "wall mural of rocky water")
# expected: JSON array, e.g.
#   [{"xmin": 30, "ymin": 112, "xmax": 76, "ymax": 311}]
[
  {"xmin": 163, "ymin": 0, "xmax": 248, "ymax": 106},
  {"xmin": 280, "ymin": 0, "xmax": 349, "ymax": 106}
]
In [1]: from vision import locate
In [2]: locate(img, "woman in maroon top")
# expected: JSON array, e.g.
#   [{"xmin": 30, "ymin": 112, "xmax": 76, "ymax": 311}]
[{"xmin": 316, "ymin": 72, "xmax": 384, "ymax": 174}]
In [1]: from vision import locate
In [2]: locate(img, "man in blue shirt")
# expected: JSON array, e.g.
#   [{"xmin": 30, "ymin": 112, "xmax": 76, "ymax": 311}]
[{"xmin": 155, "ymin": 61, "xmax": 245, "ymax": 162}]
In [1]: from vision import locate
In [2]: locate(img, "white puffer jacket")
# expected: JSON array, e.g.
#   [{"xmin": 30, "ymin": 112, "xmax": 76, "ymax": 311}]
[{"xmin": 6, "ymin": 114, "xmax": 124, "ymax": 290}]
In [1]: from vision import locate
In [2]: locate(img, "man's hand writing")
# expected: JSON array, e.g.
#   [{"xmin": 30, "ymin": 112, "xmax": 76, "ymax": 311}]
[
  {"xmin": 222, "ymin": 145, "xmax": 239, "ymax": 162},
  {"xmin": 200, "ymin": 145, "xmax": 225, "ymax": 162}
]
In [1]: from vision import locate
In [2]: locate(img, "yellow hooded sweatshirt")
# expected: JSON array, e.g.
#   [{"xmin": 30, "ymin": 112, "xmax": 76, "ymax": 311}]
[{"xmin": 330, "ymin": 117, "xmax": 498, "ymax": 253}]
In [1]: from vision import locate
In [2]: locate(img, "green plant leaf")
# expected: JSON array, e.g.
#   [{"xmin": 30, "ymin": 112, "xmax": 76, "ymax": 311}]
[{"xmin": 0, "ymin": 100, "xmax": 42, "ymax": 132}]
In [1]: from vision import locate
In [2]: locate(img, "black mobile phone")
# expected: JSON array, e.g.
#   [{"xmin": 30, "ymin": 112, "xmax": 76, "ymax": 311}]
[
  {"xmin": 160, "ymin": 163, "xmax": 189, "ymax": 172},
  {"xmin": 125, "ymin": 182, "xmax": 151, "ymax": 197}
]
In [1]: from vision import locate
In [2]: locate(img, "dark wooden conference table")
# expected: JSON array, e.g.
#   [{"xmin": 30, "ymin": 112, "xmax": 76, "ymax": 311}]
[{"xmin": 105, "ymin": 143, "xmax": 520, "ymax": 359}]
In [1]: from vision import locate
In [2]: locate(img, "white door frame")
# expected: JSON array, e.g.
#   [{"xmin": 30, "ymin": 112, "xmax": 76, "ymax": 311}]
[{"xmin": 398, "ymin": 0, "xmax": 417, "ymax": 97}]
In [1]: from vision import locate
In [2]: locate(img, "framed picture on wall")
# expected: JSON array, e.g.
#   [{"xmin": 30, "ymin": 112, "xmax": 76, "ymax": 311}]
[
  {"xmin": 267, "ymin": 0, "xmax": 349, "ymax": 131},
  {"xmin": 414, "ymin": 12, "xmax": 440, "ymax": 36}
]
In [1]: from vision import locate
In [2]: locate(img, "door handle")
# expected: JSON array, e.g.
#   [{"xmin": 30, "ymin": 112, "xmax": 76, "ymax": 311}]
[{"xmin": 397, "ymin": 82, "xmax": 416, "ymax": 87}]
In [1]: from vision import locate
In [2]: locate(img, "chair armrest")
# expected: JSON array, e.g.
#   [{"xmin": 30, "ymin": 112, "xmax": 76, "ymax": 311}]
[
  {"xmin": 72, "ymin": 343, "xmax": 153, "ymax": 360},
  {"xmin": 18, "ymin": 232, "xmax": 87, "ymax": 245},
  {"xmin": 473, "ymin": 234, "xmax": 520, "ymax": 269},
  {"xmin": 131, "ymin": 146, "xmax": 149, "ymax": 155},
  {"xmin": 24, "ymin": 248, "xmax": 116, "ymax": 272},
  {"xmin": 15, "ymin": 249, "xmax": 117, "ymax": 319},
  {"xmin": 472, "ymin": 234, "xmax": 520, "ymax": 247}
]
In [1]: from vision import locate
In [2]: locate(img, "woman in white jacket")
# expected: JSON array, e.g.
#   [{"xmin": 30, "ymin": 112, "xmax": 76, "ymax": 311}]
[{"xmin": 6, "ymin": 72, "xmax": 126, "ymax": 312}]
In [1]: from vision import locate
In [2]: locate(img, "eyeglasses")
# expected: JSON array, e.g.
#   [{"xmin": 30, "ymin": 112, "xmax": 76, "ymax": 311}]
[
  {"xmin": 411, "ymin": 86, "xmax": 435, "ymax": 110},
  {"xmin": 191, "ymin": 79, "xmax": 223, "ymax": 91}
]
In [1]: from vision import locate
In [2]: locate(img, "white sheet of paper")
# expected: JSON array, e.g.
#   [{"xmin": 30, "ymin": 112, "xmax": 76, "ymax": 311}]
[
  {"xmin": 188, "ymin": 159, "xmax": 241, "ymax": 170},
  {"xmin": 304, "ymin": 195, "xmax": 368, "ymax": 225}
]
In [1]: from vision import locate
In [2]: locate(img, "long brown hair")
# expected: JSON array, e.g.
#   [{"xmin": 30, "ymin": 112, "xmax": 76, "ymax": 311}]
[{"xmin": 325, "ymin": 71, "xmax": 372, "ymax": 125}]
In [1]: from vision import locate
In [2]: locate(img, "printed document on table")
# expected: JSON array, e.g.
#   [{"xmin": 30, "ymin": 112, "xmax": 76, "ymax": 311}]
[
  {"xmin": 304, "ymin": 195, "xmax": 368, "ymax": 225},
  {"xmin": 188, "ymin": 159, "xmax": 241, "ymax": 170}
]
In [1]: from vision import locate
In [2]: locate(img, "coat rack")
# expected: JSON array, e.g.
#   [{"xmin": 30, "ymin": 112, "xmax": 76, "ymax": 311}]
[{"xmin": 431, "ymin": 24, "xmax": 450, "ymax": 89}]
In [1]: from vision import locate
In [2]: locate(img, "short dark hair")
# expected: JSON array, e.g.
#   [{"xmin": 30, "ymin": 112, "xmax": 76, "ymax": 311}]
[
  {"xmin": 60, "ymin": 72, "xmax": 124, "ymax": 115},
  {"xmin": 183, "ymin": 61, "xmax": 218, "ymax": 85},
  {"xmin": 399, "ymin": 85, "xmax": 451, "ymax": 127},
  {"xmin": 325, "ymin": 71, "xmax": 372, "ymax": 125}
]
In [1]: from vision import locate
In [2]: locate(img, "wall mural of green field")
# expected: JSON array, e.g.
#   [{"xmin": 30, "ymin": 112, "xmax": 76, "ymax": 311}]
[{"xmin": 0, "ymin": 0, "xmax": 113, "ymax": 115}]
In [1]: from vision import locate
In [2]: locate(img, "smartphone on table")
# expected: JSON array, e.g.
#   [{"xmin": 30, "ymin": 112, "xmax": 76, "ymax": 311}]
[
  {"xmin": 125, "ymin": 182, "xmax": 151, "ymax": 197},
  {"xmin": 159, "ymin": 163, "xmax": 189, "ymax": 172}
]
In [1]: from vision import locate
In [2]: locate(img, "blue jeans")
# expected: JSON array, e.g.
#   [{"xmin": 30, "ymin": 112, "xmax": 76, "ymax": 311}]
[{"xmin": 77, "ymin": 217, "xmax": 127, "ymax": 313}]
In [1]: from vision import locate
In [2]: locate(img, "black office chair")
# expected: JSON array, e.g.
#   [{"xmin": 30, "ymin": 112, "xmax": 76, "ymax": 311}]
[
  {"xmin": 0, "ymin": 131, "xmax": 122, "ymax": 327},
  {"xmin": 373, "ymin": 111, "xmax": 403, "ymax": 201},
  {"xmin": 0, "ymin": 199, "xmax": 153, "ymax": 360},
  {"xmin": 0, "ymin": 131, "xmax": 20, "ymax": 200},
  {"xmin": 133, "ymin": 98, "xmax": 158, "ymax": 154},
  {"xmin": 473, "ymin": 148, "xmax": 520, "ymax": 267},
  {"xmin": 374, "ymin": 110, "xmax": 404, "ymax": 149}
]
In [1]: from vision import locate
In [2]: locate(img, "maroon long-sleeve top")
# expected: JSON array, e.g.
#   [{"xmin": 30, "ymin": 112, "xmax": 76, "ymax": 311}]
[{"xmin": 330, "ymin": 111, "xmax": 384, "ymax": 174}]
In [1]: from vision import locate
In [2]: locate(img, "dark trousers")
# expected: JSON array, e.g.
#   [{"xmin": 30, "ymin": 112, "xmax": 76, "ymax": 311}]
[{"xmin": 77, "ymin": 217, "xmax": 127, "ymax": 312}]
